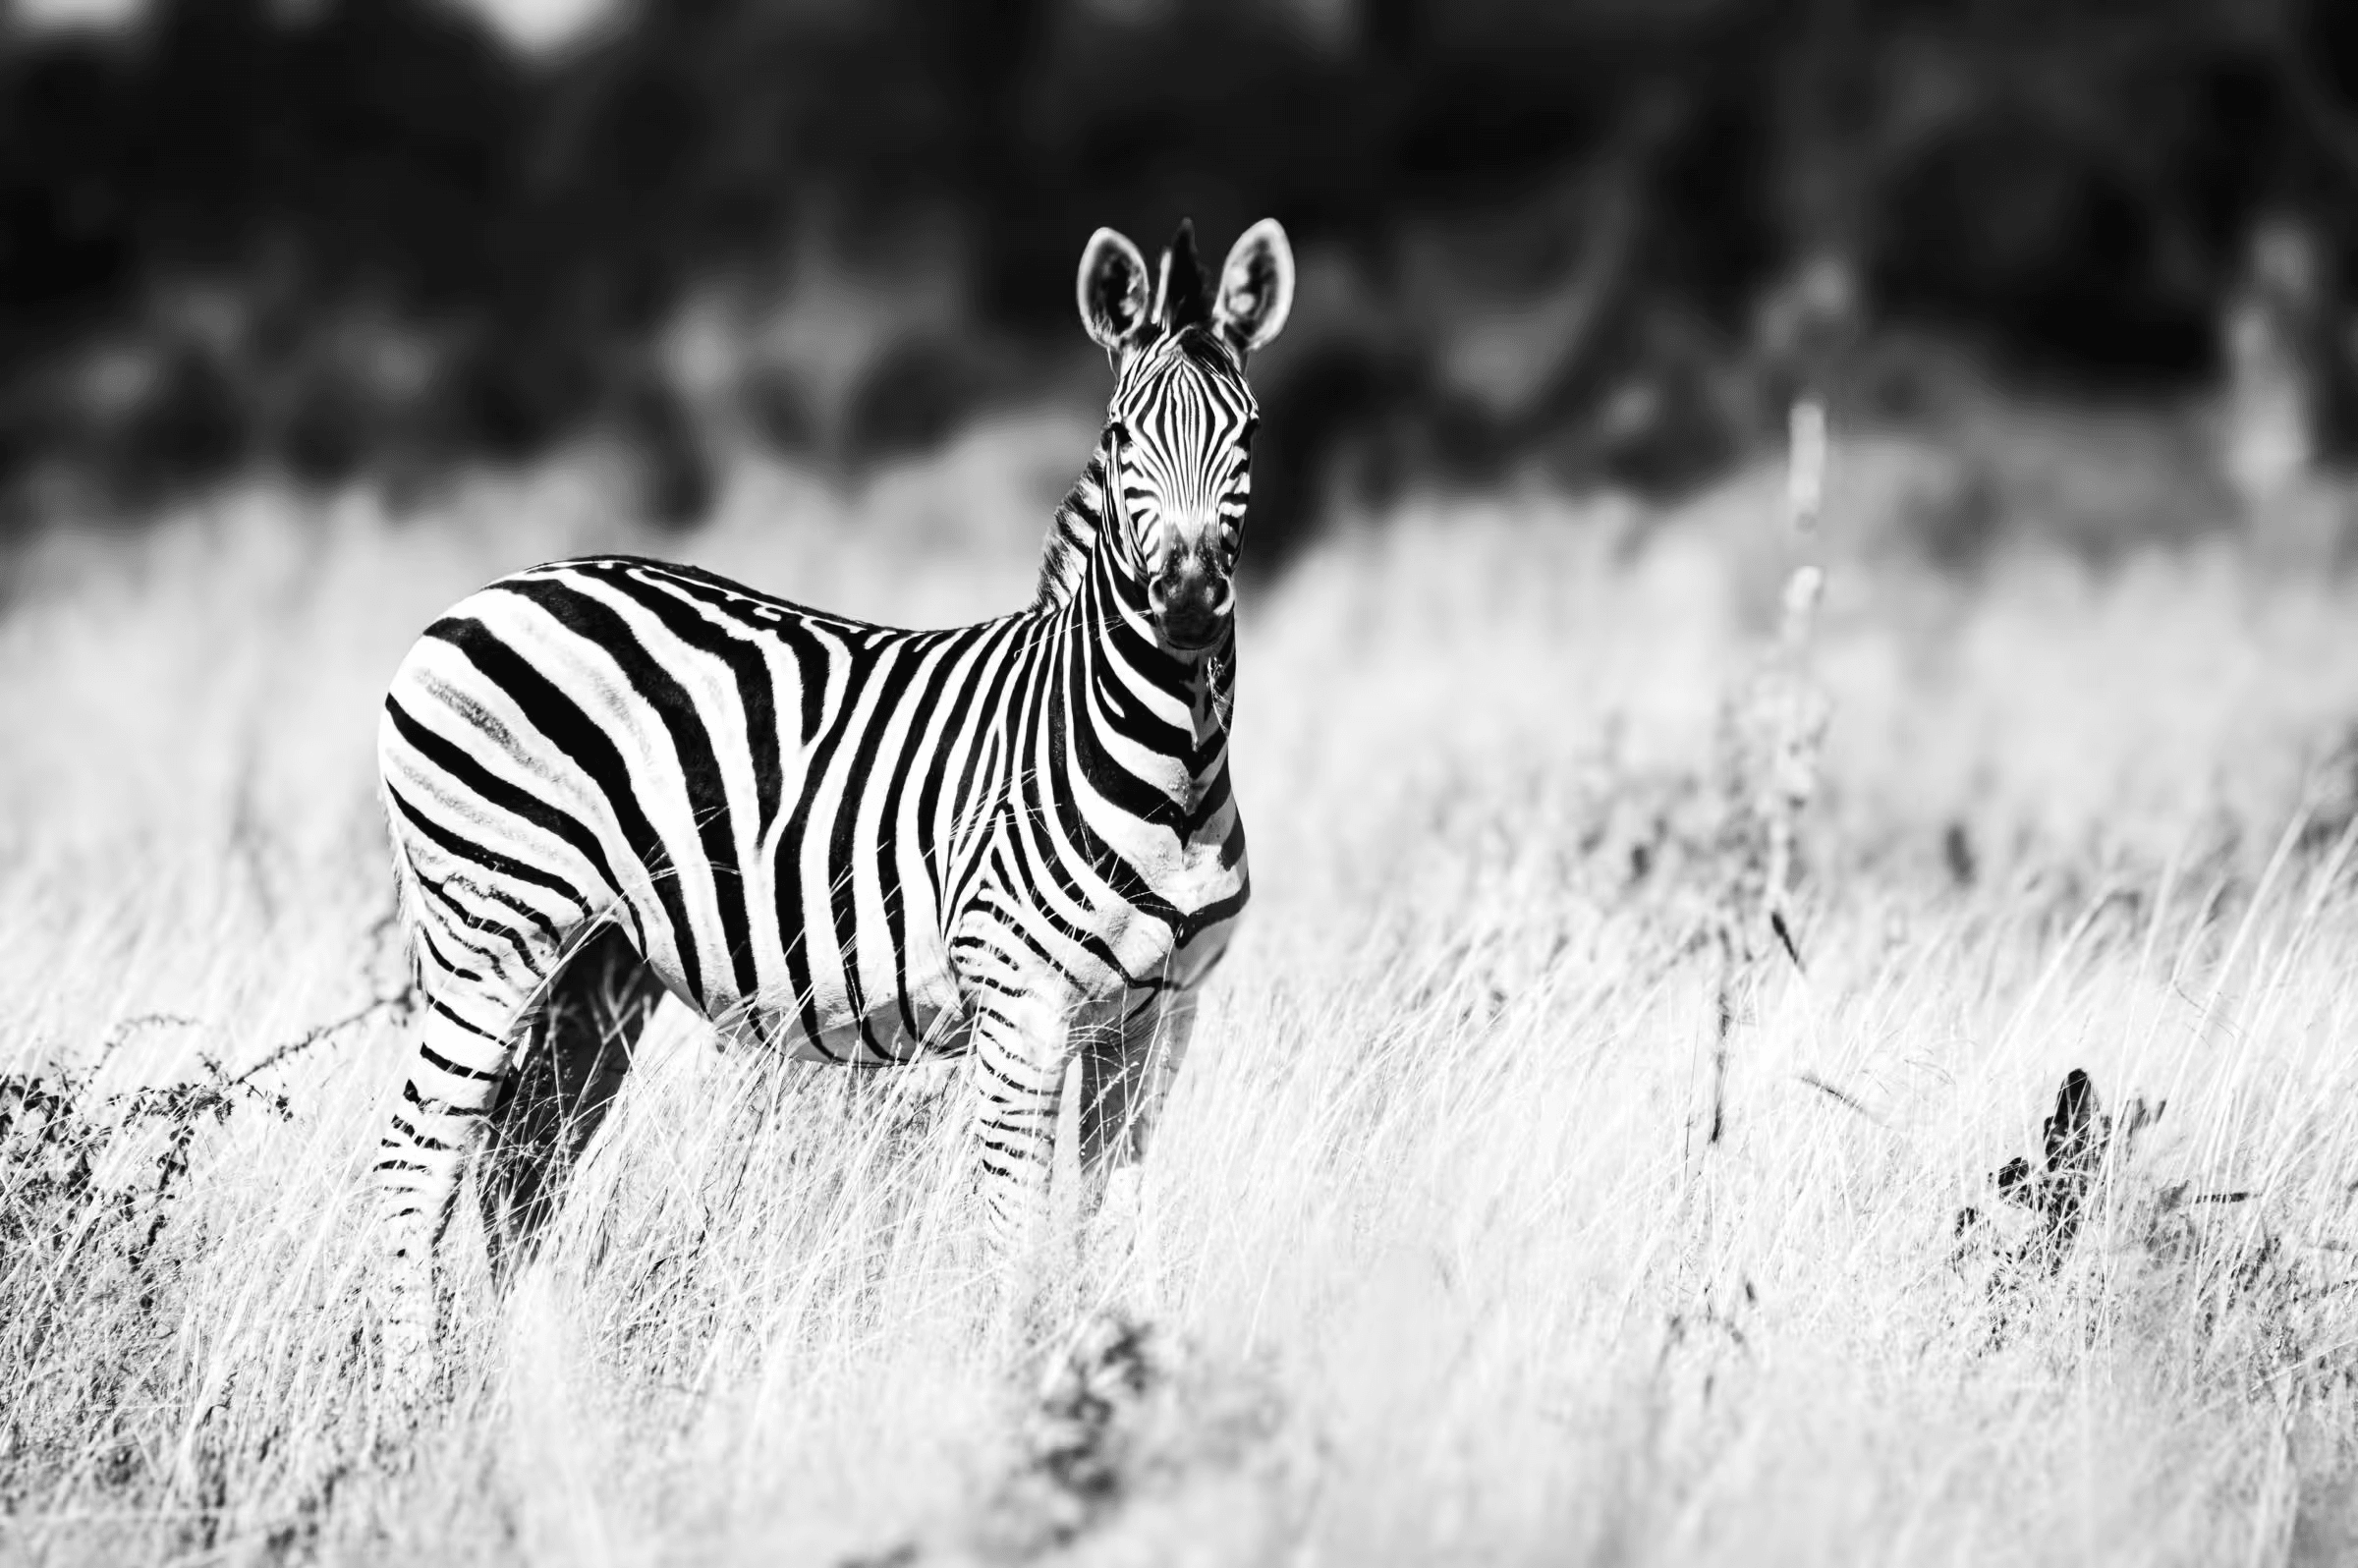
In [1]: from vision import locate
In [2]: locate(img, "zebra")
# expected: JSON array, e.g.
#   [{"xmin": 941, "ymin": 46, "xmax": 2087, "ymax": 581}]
[{"xmin": 371, "ymin": 217, "xmax": 1294, "ymax": 1390}]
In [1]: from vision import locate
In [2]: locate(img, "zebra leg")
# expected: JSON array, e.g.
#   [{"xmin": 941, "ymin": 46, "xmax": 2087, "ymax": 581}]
[
  {"xmin": 477, "ymin": 924, "xmax": 665, "ymax": 1287},
  {"xmin": 967, "ymin": 983, "xmax": 1083, "ymax": 1288},
  {"xmin": 375, "ymin": 980, "xmax": 530, "ymax": 1406},
  {"xmin": 1077, "ymin": 986, "xmax": 1201, "ymax": 1260},
  {"xmin": 1077, "ymin": 986, "xmax": 1199, "ymax": 1178}
]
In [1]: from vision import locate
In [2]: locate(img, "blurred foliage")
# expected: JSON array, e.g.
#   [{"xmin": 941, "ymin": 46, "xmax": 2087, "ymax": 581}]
[{"xmin": 0, "ymin": 0, "xmax": 2356, "ymax": 550}]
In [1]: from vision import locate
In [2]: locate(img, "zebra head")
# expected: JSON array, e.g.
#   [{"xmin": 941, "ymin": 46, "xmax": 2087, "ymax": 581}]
[{"xmin": 1077, "ymin": 218, "xmax": 1294, "ymax": 653}]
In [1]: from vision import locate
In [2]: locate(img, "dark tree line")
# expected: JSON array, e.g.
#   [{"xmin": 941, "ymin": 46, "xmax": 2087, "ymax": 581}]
[{"xmin": 0, "ymin": 0, "xmax": 2354, "ymax": 548}]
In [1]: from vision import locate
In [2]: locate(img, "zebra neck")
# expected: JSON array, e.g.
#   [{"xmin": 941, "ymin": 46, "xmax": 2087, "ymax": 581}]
[
  {"xmin": 1073, "ymin": 515, "xmax": 1236, "ymax": 784},
  {"xmin": 1032, "ymin": 424, "xmax": 1118, "ymax": 611}
]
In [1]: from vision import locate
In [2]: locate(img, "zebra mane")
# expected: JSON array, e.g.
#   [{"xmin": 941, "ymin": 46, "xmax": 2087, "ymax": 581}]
[
  {"xmin": 1034, "ymin": 424, "xmax": 1113, "ymax": 610},
  {"xmin": 1155, "ymin": 220, "xmax": 1210, "ymax": 332}
]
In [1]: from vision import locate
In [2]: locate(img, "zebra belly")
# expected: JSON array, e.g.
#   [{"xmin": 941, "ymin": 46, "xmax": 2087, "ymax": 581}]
[{"xmin": 703, "ymin": 967, "xmax": 972, "ymax": 1066}]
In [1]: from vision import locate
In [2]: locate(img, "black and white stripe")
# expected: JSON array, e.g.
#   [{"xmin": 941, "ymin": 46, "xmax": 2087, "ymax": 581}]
[{"xmin": 372, "ymin": 219, "xmax": 1294, "ymax": 1384}]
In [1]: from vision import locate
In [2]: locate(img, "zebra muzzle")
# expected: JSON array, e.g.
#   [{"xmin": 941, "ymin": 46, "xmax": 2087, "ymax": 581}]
[{"xmin": 1147, "ymin": 551, "xmax": 1233, "ymax": 652}]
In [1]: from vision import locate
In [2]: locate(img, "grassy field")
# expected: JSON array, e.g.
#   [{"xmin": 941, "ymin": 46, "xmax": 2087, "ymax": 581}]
[{"xmin": 5, "ymin": 414, "xmax": 2358, "ymax": 1566}]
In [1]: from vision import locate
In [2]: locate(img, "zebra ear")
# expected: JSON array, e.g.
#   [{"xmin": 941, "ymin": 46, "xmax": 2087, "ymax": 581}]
[
  {"xmin": 1078, "ymin": 228, "xmax": 1152, "ymax": 352},
  {"xmin": 1213, "ymin": 218, "xmax": 1294, "ymax": 357}
]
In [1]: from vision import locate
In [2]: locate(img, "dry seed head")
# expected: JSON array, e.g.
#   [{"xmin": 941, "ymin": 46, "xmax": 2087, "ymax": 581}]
[{"xmin": 1709, "ymin": 390, "xmax": 1836, "ymax": 952}]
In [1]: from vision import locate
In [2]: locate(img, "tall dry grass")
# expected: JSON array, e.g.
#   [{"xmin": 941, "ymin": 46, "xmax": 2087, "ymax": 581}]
[{"xmin": 5, "ymin": 420, "xmax": 2358, "ymax": 1565}]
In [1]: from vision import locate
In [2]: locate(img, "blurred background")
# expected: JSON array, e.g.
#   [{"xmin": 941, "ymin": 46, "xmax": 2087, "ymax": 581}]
[{"xmin": 0, "ymin": 0, "xmax": 2356, "ymax": 572}]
